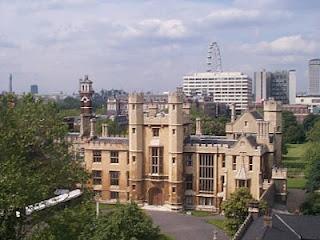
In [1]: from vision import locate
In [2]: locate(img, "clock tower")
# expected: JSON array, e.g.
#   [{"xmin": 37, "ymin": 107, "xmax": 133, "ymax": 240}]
[{"xmin": 79, "ymin": 75, "xmax": 94, "ymax": 137}]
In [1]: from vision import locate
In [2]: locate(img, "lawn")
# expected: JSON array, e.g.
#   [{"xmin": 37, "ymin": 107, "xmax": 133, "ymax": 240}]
[
  {"xmin": 190, "ymin": 210, "xmax": 212, "ymax": 217},
  {"xmin": 206, "ymin": 219, "xmax": 229, "ymax": 236},
  {"xmin": 283, "ymin": 143, "xmax": 308, "ymax": 189},
  {"xmin": 287, "ymin": 178, "xmax": 307, "ymax": 189}
]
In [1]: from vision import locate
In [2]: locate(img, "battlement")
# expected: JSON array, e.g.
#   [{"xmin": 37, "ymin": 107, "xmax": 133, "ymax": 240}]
[
  {"xmin": 79, "ymin": 75, "xmax": 93, "ymax": 84},
  {"xmin": 264, "ymin": 99, "xmax": 282, "ymax": 112},
  {"xmin": 129, "ymin": 92, "xmax": 144, "ymax": 103},
  {"xmin": 87, "ymin": 137, "xmax": 129, "ymax": 150},
  {"xmin": 272, "ymin": 167, "xmax": 287, "ymax": 179},
  {"xmin": 184, "ymin": 142, "xmax": 263, "ymax": 153},
  {"xmin": 168, "ymin": 92, "xmax": 183, "ymax": 104},
  {"xmin": 145, "ymin": 113, "xmax": 169, "ymax": 123}
]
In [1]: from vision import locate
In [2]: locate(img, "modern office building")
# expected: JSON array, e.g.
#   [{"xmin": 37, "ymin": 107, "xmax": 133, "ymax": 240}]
[
  {"xmin": 183, "ymin": 72, "xmax": 252, "ymax": 112},
  {"xmin": 30, "ymin": 84, "xmax": 39, "ymax": 94},
  {"xmin": 68, "ymin": 76, "xmax": 287, "ymax": 212},
  {"xmin": 254, "ymin": 70, "xmax": 296, "ymax": 104},
  {"xmin": 296, "ymin": 95, "xmax": 320, "ymax": 113},
  {"xmin": 309, "ymin": 59, "xmax": 320, "ymax": 95}
]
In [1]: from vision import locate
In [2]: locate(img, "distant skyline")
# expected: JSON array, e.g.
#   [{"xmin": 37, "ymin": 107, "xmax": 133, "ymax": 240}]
[{"xmin": 0, "ymin": 0, "xmax": 319, "ymax": 94}]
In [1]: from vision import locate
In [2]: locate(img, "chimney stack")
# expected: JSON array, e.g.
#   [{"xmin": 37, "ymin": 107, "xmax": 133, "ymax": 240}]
[
  {"xmin": 196, "ymin": 118, "xmax": 202, "ymax": 135},
  {"xmin": 231, "ymin": 103, "xmax": 236, "ymax": 122},
  {"xmin": 263, "ymin": 215, "xmax": 272, "ymax": 228},
  {"xmin": 248, "ymin": 201, "xmax": 260, "ymax": 220},
  {"xmin": 90, "ymin": 118, "xmax": 96, "ymax": 138},
  {"xmin": 101, "ymin": 123, "xmax": 108, "ymax": 137}
]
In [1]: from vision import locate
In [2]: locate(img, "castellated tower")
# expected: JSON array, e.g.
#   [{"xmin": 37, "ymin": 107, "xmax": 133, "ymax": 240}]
[
  {"xmin": 263, "ymin": 99, "xmax": 282, "ymax": 165},
  {"xmin": 168, "ymin": 92, "xmax": 184, "ymax": 210},
  {"xmin": 79, "ymin": 75, "xmax": 94, "ymax": 137},
  {"xmin": 128, "ymin": 93, "xmax": 145, "ymax": 203}
]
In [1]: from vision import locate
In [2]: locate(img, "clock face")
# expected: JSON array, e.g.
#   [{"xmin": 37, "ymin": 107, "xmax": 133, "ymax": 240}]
[{"xmin": 81, "ymin": 96, "xmax": 90, "ymax": 103}]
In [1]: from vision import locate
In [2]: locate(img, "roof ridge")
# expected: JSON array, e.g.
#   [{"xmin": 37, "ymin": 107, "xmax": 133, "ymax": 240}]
[{"xmin": 275, "ymin": 214, "xmax": 302, "ymax": 239}]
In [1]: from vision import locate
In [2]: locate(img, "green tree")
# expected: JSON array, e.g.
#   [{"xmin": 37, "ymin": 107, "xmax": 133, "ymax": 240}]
[
  {"xmin": 30, "ymin": 200, "xmax": 96, "ymax": 240},
  {"xmin": 95, "ymin": 119, "xmax": 127, "ymax": 136},
  {"xmin": 222, "ymin": 188, "xmax": 254, "ymax": 235},
  {"xmin": 307, "ymin": 119, "xmax": 320, "ymax": 142},
  {"xmin": 190, "ymin": 107, "xmax": 228, "ymax": 136},
  {"xmin": 90, "ymin": 203, "xmax": 160, "ymax": 240},
  {"xmin": 304, "ymin": 142, "xmax": 320, "ymax": 192},
  {"xmin": 303, "ymin": 114, "xmax": 320, "ymax": 132},
  {"xmin": 57, "ymin": 96, "xmax": 80, "ymax": 110},
  {"xmin": 301, "ymin": 193, "xmax": 320, "ymax": 215},
  {"xmin": 282, "ymin": 111, "xmax": 305, "ymax": 144},
  {"xmin": 284, "ymin": 125, "xmax": 305, "ymax": 144},
  {"xmin": 0, "ymin": 94, "xmax": 87, "ymax": 239}
]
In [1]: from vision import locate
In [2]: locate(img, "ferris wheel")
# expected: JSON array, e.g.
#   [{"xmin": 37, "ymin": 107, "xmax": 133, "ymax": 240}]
[{"xmin": 207, "ymin": 42, "xmax": 223, "ymax": 72}]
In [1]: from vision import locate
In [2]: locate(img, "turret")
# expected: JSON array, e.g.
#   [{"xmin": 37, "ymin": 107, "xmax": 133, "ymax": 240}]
[
  {"xmin": 263, "ymin": 99, "xmax": 282, "ymax": 133},
  {"xmin": 168, "ymin": 92, "xmax": 184, "ymax": 210},
  {"xmin": 128, "ymin": 93, "xmax": 144, "ymax": 203},
  {"xmin": 79, "ymin": 75, "xmax": 94, "ymax": 137},
  {"xmin": 263, "ymin": 99, "xmax": 282, "ymax": 165}
]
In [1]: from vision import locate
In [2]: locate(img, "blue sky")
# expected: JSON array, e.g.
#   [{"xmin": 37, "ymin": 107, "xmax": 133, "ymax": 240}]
[{"xmin": 0, "ymin": 0, "xmax": 319, "ymax": 94}]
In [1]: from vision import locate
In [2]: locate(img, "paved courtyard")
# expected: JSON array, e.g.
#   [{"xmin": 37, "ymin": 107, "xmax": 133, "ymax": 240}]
[{"xmin": 147, "ymin": 210, "xmax": 229, "ymax": 240}]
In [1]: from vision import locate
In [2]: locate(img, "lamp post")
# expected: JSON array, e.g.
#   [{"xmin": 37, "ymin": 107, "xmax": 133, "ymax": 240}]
[{"xmin": 95, "ymin": 194, "xmax": 100, "ymax": 218}]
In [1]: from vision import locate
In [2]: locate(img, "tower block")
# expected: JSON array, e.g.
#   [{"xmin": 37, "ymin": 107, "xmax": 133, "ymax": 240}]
[
  {"xmin": 128, "ymin": 93, "xmax": 145, "ymax": 203},
  {"xmin": 79, "ymin": 75, "xmax": 94, "ymax": 137},
  {"xmin": 168, "ymin": 92, "xmax": 184, "ymax": 210}
]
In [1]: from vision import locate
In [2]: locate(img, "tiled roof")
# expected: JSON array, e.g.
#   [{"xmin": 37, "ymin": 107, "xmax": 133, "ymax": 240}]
[
  {"xmin": 185, "ymin": 135, "xmax": 237, "ymax": 146},
  {"xmin": 241, "ymin": 214, "xmax": 320, "ymax": 240},
  {"xmin": 250, "ymin": 111, "xmax": 263, "ymax": 120},
  {"xmin": 96, "ymin": 137, "xmax": 129, "ymax": 145}
]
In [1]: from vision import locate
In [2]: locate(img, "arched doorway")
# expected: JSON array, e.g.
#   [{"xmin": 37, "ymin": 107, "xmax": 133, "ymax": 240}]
[{"xmin": 148, "ymin": 187, "xmax": 163, "ymax": 205}]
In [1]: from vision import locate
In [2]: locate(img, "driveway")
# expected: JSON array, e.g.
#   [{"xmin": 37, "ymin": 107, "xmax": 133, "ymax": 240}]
[{"xmin": 147, "ymin": 210, "xmax": 229, "ymax": 240}]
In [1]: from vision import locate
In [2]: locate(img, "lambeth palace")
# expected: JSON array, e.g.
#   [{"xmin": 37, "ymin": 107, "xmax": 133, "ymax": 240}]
[{"xmin": 68, "ymin": 76, "xmax": 287, "ymax": 212}]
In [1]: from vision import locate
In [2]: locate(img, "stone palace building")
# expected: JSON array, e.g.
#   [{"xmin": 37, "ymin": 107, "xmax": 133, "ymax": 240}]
[{"xmin": 68, "ymin": 76, "xmax": 287, "ymax": 212}]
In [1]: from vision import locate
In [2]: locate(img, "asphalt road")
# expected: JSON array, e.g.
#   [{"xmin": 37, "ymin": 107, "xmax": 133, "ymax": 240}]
[{"xmin": 147, "ymin": 210, "xmax": 229, "ymax": 240}]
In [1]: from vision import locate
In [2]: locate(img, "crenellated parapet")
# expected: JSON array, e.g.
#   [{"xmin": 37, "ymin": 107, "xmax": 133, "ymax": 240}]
[
  {"xmin": 168, "ymin": 92, "xmax": 183, "ymax": 104},
  {"xmin": 272, "ymin": 167, "xmax": 287, "ymax": 179},
  {"xmin": 128, "ymin": 92, "xmax": 144, "ymax": 103}
]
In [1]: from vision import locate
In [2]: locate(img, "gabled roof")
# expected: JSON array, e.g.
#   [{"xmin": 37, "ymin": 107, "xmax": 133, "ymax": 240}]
[
  {"xmin": 231, "ymin": 135, "xmax": 259, "ymax": 151},
  {"xmin": 241, "ymin": 214, "xmax": 320, "ymax": 240},
  {"xmin": 249, "ymin": 111, "xmax": 263, "ymax": 120}
]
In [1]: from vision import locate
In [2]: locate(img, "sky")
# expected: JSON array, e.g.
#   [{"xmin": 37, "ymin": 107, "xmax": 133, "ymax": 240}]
[{"xmin": 0, "ymin": 0, "xmax": 319, "ymax": 94}]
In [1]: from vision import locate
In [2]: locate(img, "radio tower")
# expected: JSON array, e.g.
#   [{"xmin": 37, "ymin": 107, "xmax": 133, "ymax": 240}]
[
  {"xmin": 207, "ymin": 42, "xmax": 222, "ymax": 72},
  {"xmin": 9, "ymin": 73, "xmax": 13, "ymax": 93}
]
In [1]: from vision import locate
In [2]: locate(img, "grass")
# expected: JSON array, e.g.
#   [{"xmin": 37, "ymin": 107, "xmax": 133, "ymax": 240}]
[
  {"xmin": 190, "ymin": 210, "xmax": 212, "ymax": 217},
  {"xmin": 207, "ymin": 219, "xmax": 229, "ymax": 236},
  {"xmin": 287, "ymin": 178, "xmax": 307, "ymax": 189},
  {"xmin": 283, "ymin": 143, "xmax": 308, "ymax": 189},
  {"xmin": 159, "ymin": 234, "xmax": 175, "ymax": 240}
]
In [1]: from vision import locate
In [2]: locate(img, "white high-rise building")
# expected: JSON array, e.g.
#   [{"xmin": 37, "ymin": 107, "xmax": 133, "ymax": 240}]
[
  {"xmin": 309, "ymin": 59, "xmax": 320, "ymax": 95},
  {"xmin": 183, "ymin": 72, "xmax": 252, "ymax": 111}
]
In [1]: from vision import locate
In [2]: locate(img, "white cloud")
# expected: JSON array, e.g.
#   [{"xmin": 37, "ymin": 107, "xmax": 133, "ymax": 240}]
[
  {"xmin": 199, "ymin": 8, "xmax": 291, "ymax": 26},
  {"xmin": 241, "ymin": 35, "xmax": 319, "ymax": 54},
  {"xmin": 124, "ymin": 19, "xmax": 187, "ymax": 39}
]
